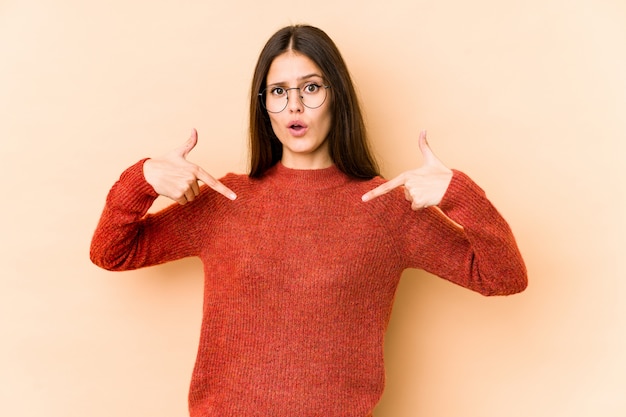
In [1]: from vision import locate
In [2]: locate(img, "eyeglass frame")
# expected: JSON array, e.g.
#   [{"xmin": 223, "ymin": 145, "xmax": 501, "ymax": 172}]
[{"xmin": 258, "ymin": 83, "xmax": 331, "ymax": 113}]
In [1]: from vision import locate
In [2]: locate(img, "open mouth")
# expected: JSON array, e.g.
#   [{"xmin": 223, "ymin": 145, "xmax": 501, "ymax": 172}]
[{"xmin": 288, "ymin": 121, "xmax": 308, "ymax": 136}]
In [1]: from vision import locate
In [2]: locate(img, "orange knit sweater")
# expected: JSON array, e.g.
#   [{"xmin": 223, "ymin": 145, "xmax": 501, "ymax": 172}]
[{"xmin": 90, "ymin": 160, "xmax": 527, "ymax": 416}]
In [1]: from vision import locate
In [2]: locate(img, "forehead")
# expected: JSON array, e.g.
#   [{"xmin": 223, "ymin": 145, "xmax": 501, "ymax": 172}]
[{"xmin": 266, "ymin": 51, "xmax": 323, "ymax": 84}]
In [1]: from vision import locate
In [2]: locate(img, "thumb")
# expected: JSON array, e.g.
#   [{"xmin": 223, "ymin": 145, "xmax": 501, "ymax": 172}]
[
  {"xmin": 179, "ymin": 128, "xmax": 198, "ymax": 159},
  {"xmin": 418, "ymin": 130, "xmax": 436, "ymax": 164}
]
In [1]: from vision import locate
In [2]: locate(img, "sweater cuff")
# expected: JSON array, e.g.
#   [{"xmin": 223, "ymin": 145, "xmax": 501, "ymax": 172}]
[
  {"xmin": 438, "ymin": 170, "xmax": 488, "ymax": 220},
  {"xmin": 119, "ymin": 158, "xmax": 159, "ymax": 199},
  {"xmin": 106, "ymin": 159, "xmax": 160, "ymax": 215}
]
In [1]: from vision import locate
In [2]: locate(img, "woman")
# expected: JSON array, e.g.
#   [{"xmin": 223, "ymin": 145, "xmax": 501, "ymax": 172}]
[{"xmin": 91, "ymin": 25, "xmax": 527, "ymax": 417}]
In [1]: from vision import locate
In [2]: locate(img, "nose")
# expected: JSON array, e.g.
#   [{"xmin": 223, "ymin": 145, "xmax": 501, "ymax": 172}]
[{"xmin": 285, "ymin": 87, "xmax": 304, "ymax": 113}]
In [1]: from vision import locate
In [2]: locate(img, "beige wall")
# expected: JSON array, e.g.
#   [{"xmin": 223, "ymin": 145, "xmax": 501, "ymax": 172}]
[{"xmin": 1, "ymin": 0, "xmax": 625, "ymax": 416}]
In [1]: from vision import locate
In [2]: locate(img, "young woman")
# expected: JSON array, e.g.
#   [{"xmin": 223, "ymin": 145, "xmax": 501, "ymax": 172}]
[{"xmin": 91, "ymin": 25, "xmax": 527, "ymax": 417}]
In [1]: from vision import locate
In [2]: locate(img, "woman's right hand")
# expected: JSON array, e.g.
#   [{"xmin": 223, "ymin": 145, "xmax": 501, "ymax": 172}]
[{"xmin": 143, "ymin": 129, "xmax": 237, "ymax": 205}]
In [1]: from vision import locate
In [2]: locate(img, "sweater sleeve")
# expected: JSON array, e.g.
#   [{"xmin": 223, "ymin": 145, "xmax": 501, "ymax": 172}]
[
  {"xmin": 89, "ymin": 159, "xmax": 209, "ymax": 271},
  {"xmin": 400, "ymin": 169, "xmax": 527, "ymax": 296}
]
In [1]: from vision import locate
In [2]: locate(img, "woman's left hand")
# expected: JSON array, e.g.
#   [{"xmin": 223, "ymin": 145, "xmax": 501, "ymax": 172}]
[{"xmin": 361, "ymin": 130, "xmax": 453, "ymax": 210}]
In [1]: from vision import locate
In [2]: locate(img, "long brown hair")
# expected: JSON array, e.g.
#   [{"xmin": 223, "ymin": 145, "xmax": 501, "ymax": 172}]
[{"xmin": 248, "ymin": 25, "xmax": 379, "ymax": 179}]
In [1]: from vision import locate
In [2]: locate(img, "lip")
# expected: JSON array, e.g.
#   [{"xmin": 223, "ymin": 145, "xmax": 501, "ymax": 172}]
[{"xmin": 287, "ymin": 120, "xmax": 309, "ymax": 137}]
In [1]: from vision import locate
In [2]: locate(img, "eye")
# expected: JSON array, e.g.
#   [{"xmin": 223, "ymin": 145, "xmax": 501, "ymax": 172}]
[
  {"xmin": 303, "ymin": 83, "xmax": 321, "ymax": 94},
  {"xmin": 269, "ymin": 87, "xmax": 285, "ymax": 97}
]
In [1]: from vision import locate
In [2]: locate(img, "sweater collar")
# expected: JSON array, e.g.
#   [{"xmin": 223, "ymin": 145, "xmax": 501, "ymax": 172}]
[{"xmin": 264, "ymin": 162, "xmax": 350, "ymax": 190}]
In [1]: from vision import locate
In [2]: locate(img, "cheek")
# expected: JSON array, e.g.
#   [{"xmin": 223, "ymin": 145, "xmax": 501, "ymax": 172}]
[
  {"xmin": 320, "ymin": 109, "xmax": 333, "ymax": 136},
  {"xmin": 267, "ymin": 114, "xmax": 284, "ymax": 136}
]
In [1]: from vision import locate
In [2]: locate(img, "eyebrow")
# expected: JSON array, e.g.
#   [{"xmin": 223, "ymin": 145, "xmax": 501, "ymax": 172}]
[{"xmin": 266, "ymin": 73, "xmax": 324, "ymax": 87}]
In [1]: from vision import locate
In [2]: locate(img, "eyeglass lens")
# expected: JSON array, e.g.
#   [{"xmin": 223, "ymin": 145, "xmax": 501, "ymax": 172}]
[{"xmin": 261, "ymin": 84, "xmax": 329, "ymax": 113}]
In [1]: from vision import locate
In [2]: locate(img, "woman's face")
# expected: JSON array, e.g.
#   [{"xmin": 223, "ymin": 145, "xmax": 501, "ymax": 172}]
[{"xmin": 265, "ymin": 51, "xmax": 333, "ymax": 169}]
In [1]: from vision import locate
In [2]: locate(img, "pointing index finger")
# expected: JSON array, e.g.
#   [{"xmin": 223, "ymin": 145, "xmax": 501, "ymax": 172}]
[
  {"xmin": 196, "ymin": 168, "xmax": 237, "ymax": 200},
  {"xmin": 361, "ymin": 173, "xmax": 406, "ymax": 202}
]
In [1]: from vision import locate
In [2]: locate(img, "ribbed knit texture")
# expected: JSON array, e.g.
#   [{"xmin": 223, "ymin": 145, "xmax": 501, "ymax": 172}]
[{"xmin": 90, "ymin": 161, "xmax": 527, "ymax": 417}]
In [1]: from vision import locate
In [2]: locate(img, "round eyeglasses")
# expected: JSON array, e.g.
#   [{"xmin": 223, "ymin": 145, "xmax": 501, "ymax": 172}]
[{"xmin": 259, "ymin": 82, "xmax": 331, "ymax": 113}]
